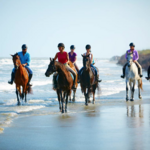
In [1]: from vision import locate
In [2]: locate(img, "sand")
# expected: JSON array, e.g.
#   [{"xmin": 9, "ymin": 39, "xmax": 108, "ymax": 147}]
[{"xmin": 0, "ymin": 97, "xmax": 150, "ymax": 150}]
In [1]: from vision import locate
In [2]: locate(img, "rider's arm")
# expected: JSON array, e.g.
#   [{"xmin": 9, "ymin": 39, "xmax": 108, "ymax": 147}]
[
  {"xmin": 24, "ymin": 53, "xmax": 30, "ymax": 66},
  {"xmin": 135, "ymin": 51, "xmax": 139, "ymax": 61},
  {"xmin": 54, "ymin": 53, "xmax": 58, "ymax": 61},
  {"xmin": 90, "ymin": 54, "xmax": 93, "ymax": 64},
  {"xmin": 74, "ymin": 56, "xmax": 77, "ymax": 63},
  {"xmin": 66, "ymin": 53, "xmax": 69, "ymax": 63}
]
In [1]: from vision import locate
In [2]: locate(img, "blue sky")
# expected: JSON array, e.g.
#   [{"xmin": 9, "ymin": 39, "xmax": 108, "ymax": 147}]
[{"xmin": 0, "ymin": 0, "xmax": 150, "ymax": 58}]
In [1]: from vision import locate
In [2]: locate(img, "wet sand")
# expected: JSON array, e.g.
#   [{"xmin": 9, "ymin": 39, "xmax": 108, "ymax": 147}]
[{"xmin": 0, "ymin": 98, "xmax": 150, "ymax": 150}]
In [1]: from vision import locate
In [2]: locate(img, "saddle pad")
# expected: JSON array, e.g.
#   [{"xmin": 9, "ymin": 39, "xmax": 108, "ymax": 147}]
[{"xmin": 56, "ymin": 73, "xmax": 74, "ymax": 81}]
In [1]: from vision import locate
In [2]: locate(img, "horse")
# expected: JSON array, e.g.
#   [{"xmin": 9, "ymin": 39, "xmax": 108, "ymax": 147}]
[
  {"xmin": 11, "ymin": 53, "xmax": 32, "ymax": 105},
  {"xmin": 68, "ymin": 60, "xmax": 78, "ymax": 102},
  {"xmin": 125, "ymin": 52, "xmax": 143, "ymax": 101},
  {"xmin": 45, "ymin": 58, "xmax": 75, "ymax": 113},
  {"xmin": 80, "ymin": 55, "xmax": 99, "ymax": 106}
]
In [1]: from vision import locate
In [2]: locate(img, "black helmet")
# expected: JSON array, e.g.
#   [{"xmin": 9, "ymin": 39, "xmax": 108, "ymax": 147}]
[
  {"xmin": 58, "ymin": 43, "xmax": 65, "ymax": 48},
  {"xmin": 85, "ymin": 44, "xmax": 91, "ymax": 49},
  {"xmin": 129, "ymin": 43, "xmax": 135, "ymax": 47},
  {"xmin": 70, "ymin": 45, "xmax": 75, "ymax": 49},
  {"xmin": 22, "ymin": 44, "xmax": 27, "ymax": 50}
]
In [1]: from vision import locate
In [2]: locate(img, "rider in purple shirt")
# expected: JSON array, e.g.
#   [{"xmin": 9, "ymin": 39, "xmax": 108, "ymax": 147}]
[
  {"xmin": 68, "ymin": 45, "xmax": 79, "ymax": 72},
  {"xmin": 121, "ymin": 43, "xmax": 143, "ymax": 78}
]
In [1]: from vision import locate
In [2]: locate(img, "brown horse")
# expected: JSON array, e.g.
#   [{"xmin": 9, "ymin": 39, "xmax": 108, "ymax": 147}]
[
  {"xmin": 11, "ymin": 53, "xmax": 32, "ymax": 105},
  {"xmin": 80, "ymin": 55, "xmax": 100, "ymax": 105},
  {"xmin": 45, "ymin": 58, "xmax": 76, "ymax": 113},
  {"xmin": 68, "ymin": 60, "xmax": 78, "ymax": 102}
]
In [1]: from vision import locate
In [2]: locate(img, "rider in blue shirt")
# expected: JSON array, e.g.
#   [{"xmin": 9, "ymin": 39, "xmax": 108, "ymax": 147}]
[{"xmin": 8, "ymin": 44, "xmax": 33, "ymax": 86}]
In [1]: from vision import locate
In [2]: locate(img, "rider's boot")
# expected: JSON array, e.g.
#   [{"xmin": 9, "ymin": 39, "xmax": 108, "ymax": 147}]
[
  {"xmin": 77, "ymin": 75, "xmax": 80, "ymax": 83},
  {"xmin": 72, "ymin": 79, "xmax": 76, "ymax": 90},
  {"xmin": 27, "ymin": 74, "xmax": 33, "ymax": 86},
  {"xmin": 53, "ymin": 75, "xmax": 57, "ymax": 89},
  {"xmin": 96, "ymin": 76, "xmax": 102, "ymax": 82},
  {"xmin": 8, "ymin": 72, "xmax": 15, "ymax": 85},
  {"xmin": 121, "ymin": 67, "xmax": 125, "ymax": 78},
  {"xmin": 145, "ymin": 77, "xmax": 150, "ymax": 80}
]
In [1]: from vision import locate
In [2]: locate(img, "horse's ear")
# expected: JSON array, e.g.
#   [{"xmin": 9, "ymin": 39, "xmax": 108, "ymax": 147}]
[
  {"xmin": 10, "ymin": 54, "xmax": 13, "ymax": 57},
  {"xmin": 81, "ymin": 54, "xmax": 84, "ymax": 57},
  {"xmin": 50, "ymin": 58, "xmax": 52, "ymax": 61}
]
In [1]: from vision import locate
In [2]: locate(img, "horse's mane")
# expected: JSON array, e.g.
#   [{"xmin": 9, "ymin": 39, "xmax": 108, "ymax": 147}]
[{"xmin": 55, "ymin": 61, "xmax": 70, "ymax": 79}]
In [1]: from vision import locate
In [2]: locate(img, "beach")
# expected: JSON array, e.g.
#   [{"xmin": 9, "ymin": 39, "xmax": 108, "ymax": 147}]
[
  {"xmin": 0, "ymin": 58, "xmax": 150, "ymax": 150},
  {"xmin": 0, "ymin": 96, "xmax": 150, "ymax": 150}
]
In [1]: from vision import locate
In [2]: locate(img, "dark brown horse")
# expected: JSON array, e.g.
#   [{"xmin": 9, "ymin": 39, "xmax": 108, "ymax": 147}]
[
  {"xmin": 80, "ymin": 55, "xmax": 99, "ymax": 105},
  {"xmin": 68, "ymin": 61, "xmax": 78, "ymax": 102},
  {"xmin": 45, "ymin": 58, "xmax": 75, "ymax": 113},
  {"xmin": 11, "ymin": 53, "xmax": 32, "ymax": 105}
]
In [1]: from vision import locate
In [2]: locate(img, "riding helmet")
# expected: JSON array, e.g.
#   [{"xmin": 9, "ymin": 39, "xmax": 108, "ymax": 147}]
[
  {"xmin": 129, "ymin": 43, "xmax": 135, "ymax": 47},
  {"xmin": 70, "ymin": 45, "xmax": 75, "ymax": 49},
  {"xmin": 22, "ymin": 44, "xmax": 27, "ymax": 50},
  {"xmin": 85, "ymin": 44, "xmax": 91, "ymax": 49},
  {"xmin": 58, "ymin": 43, "xmax": 65, "ymax": 48}
]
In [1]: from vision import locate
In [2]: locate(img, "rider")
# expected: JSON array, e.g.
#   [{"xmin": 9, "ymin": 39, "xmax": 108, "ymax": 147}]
[
  {"xmin": 8, "ymin": 44, "xmax": 33, "ymax": 86},
  {"xmin": 68, "ymin": 45, "xmax": 79, "ymax": 73},
  {"xmin": 78, "ymin": 44, "xmax": 101, "ymax": 82},
  {"xmin": 54, "ymin": 43, "xmax": 76, "ymax": 89},
  {"xmin": 121, "ymin": 43, "xmax": 143, "ymax": 78}
]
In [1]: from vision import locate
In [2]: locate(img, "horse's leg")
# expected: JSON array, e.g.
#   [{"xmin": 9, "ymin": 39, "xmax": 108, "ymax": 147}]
[
  {"xmin": 126, "ymin": 79, "xmax": 129, "ymax": 101},
  {"xmin": 129, "ymin": 81, "xmax": 134, "ymax": 101},
  {"xmin": 65, "ymin": 93, "xmax": 69, "ymax": 113},
  {"xmin": 72, "ymin": 89, "xmax": 76, "ymax": 102},
  {"xmin": 69, "ymin": 90, "xmax": 72, "ymax": 102},
  {"xmin": 57, "ymin": 89, "xmax": 61, "ymax": 112},
  {"xmin": 16, "ymin": 86, "xmax": 21, "ymax": 105},
  {"xmin": 138, "ymin": 80, "xmax": 142, "ymax": 99},
  {"xmin": 84, "ymin": 88, "xmax": 88, "ymax": 106},
  {"xmin": 60, "ymin": 91, "xmax": 65, "ymax": 113},
  {"xmin": 92, "ymin": 85, "xmax": 96, "ymax": 104},
  {"xmin": 87, "ymin": 87, "xmax": 90, "ymax": 103}
]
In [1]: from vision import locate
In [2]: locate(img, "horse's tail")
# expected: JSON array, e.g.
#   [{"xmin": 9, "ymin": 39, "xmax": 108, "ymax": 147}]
[
  {"xmin": 27, "ymin": 86, "xmax": 33, "ymax": 94},
  {"xmin": 139, "ymin": 79, "xmax": 143, "ymax": 91}
]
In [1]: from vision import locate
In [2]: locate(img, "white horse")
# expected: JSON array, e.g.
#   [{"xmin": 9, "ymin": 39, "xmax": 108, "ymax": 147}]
[{"xmin": 125, "ymin": 52, "xmax": 143, "ymax": 101}]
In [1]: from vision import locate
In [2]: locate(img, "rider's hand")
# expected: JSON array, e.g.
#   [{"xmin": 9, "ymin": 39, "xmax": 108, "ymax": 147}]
[
  {"xmin": 22, "ymin": 64, "xmax": 26, "ymax": 67},
  {"xmin": 133, "ymin": 60, "xmax": 136, "ymax": 63}
]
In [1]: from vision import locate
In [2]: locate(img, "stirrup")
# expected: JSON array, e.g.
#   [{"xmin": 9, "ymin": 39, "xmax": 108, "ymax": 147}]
[
  {"xmin": 8, "ymin": 80, "xmax": 13, "ymax": 85},
  {"xmin": 121, "ymin": 75, "xmax": 125, "ymax": 78},
  {"xmin": 145, "ymin": 77, "xmax": 150, "ymax": 80},
  {"xmin": 72, "ymin": 85, "xmax": 76, "ymax": 90},
  {"xmin": 140, "ymin": 75, "xmax": 143, "ymax": 78}
]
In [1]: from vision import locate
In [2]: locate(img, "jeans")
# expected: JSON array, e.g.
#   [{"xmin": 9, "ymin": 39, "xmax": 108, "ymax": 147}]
[{"xmin": 12, "ymin": 66, "xmax": 33, "ymax": 74}]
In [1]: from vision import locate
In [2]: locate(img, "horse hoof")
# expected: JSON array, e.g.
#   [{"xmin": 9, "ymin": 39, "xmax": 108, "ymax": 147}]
[
  {"xmin": 17, "ymin": 102, "xmax": 21, "ymax": 105},
  {"xmin": 130, "ymin": 99, "xmax": 134, "ymax": 101},
  {"xmin": 88, "ymin": 100, "xmax": 91, "ymax": 103},
  {"xmin": 65, "ymin": 110, "xmax": 67, "ymax": 113},
  {"xmin": 85, "ymin": 103, "xmax": 88, "ymax": 106},
  {"xmin": 93, "ymin": 101, "xmax": 95, "ymax": 104},
  {"xmin": 62, "ymin": 110, "xmax": 64, "ymax": 113},
  {"xmin": 139, "ymin": 96, "xmax": 142, "ymax": 99},
  {"xmin": 126, "ymin": 98, "xmax": 129, "ymax": 101}
]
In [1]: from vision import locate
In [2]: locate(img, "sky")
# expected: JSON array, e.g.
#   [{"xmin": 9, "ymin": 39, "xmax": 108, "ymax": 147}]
[{"xmin": 0, "ymin": 0, "xmax": 150, "ymax": 58}]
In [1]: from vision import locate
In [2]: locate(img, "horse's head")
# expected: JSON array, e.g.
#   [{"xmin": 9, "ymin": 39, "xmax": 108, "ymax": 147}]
[
  {"xmin": 45, "ymin": 58, "xmax": 57, "ymax": 77},
  {"xmin": 82, "ymin": 54, "xmax": 90, "ymax": 70},
  {"xmin": 127, "ymin": 52, "xmax": 133, "ymax": 67},
  {"xmin": 11, "ymin": 53, "xmax": 21, "ymax": 70}
]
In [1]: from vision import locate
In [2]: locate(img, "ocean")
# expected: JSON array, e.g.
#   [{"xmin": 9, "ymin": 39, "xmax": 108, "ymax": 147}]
[{"xmin": 0, "ymin": 57, "xmax": 149, "ymax": 133}]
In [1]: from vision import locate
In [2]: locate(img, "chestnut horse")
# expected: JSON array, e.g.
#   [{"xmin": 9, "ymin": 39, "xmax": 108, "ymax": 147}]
[
  {"xmin": 68, "ymin": 61, "xmax": 78, "ymax": 102},
  {"xmin": 80, "ymin": 55, "xmax": 100, "ymax": 105},
  {"xmin": 11, "ymin": 53, "xmax": 32, "ymax": 105},
  {"xmin": 45, "ymin": 58, "xmax": 76, "ymax": 113}
]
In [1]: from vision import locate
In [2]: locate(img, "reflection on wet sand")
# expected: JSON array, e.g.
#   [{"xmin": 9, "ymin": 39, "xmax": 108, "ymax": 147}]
[{"xmin": 127, "ymin": 104, "xmax": 144, "ymax": 128}]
